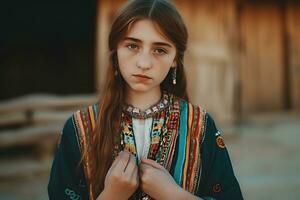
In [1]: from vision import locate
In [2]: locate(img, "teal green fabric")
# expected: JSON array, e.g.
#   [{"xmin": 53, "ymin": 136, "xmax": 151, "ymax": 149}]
[
  {"xmin": 48, "ymin": 116, "xmax": 89, "ymax": 200},
  {"xmin": 173, "ymin": 99, "xmax": 188, "ymax": 186},
  {"xmin": 196, "ymin": 113, "xmax": 243, "ymax": 199},
  {"xmin": 48, "ymin": 106, "xmax": 243, "ymax": 200}
]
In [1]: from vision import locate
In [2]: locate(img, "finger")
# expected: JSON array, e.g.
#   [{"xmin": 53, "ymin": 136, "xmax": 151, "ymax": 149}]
[
  {"xmin": 139, "ymin": 162, "xmax": 152, "ymax": 176},
  {"xmin": 123, "ymin": 152, "xmax": 132, "ymax": 172},
  {"xmin": 141, "ymin": 157, "xmax": 166, "ymax": 171},
  {"xmin": 110, "ymin": 150, "xmax": 127, "ymax": 169},
  {"xmin": 112, "ymin": 150, "xmax": 126, "ymax": 164},
  {"xmin": 130, "ymin": 162, "xmax": 139, "ymax": 183},
  {"xmin": 110, "ymin": 155, "xmax": 121, "ymax": 169},
  {"xmin": 111, "ymin": 151, "xmax": 129, "ymax": 173},
  {"xmin": 124, "ymin": 154, "xmax": 137, "ymax": 175},
  {"xmin": 114, "ymin": 150, "xmax": 131, "ymax": 173}
]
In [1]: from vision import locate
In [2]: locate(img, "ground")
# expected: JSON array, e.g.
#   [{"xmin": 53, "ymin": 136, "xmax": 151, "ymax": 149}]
[{"xmin": 0, "ymin": 112, "xmax": 299, "ymax": 200}]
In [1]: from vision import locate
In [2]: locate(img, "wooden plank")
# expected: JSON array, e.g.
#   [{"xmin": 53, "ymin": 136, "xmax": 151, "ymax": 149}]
[
  {"xmin": 0, "ymin": 124, "xmax": 61, "ymax": 148},
  {"xmin": 0, "ymin": 94, "xmax": 98, "ymax": 114},
  {"xmin": 175, "ymin": 0, "xmax": 239, "ymax": 123},
  {"xmin": 286, "ymin": 3, "xmax": 300, "ymax": 110},
  {"xmin": 30, "ymin": 110, "xmax": 74, "ymax": 125},
  {"xmin": 0, "ymin": 110, "xmax": 74, "ymax": 127},
  {"xmin": 0, "ymin": 158, "xmax": 51, "ymax": 179},
  {"xmin": 0, "ymin": 112, "xmax": 27, "ymax": 126},
  {"xmin": 239, "ymin": 4, "xmax": 285, "ymax": 114},
  {"xmin": 95, "ymin": 0, "xmax": 126, "ymax": 91}
]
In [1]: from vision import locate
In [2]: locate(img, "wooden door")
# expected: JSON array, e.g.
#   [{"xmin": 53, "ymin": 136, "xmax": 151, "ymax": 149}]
[
  {"xmin": 239, "ymin": 3, "xmax": 286, "ymax": 114},
  {"xmin": 286, "ymin": 2, "xmax": 300, "ymax": 110}
]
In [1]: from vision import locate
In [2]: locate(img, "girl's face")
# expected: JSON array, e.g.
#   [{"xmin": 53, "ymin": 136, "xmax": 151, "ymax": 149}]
[{"xmin": 117, "ymin": 19, "xmax": 177, "ymax": 94}]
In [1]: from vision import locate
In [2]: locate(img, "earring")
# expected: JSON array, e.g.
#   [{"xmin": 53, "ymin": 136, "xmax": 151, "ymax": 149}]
[
  {"xmin": 114, "ymin": 70, "xmax": 118, "ymax": 76},
  {"xmin": 172, "ymin": 67, "xmax": 177, "ymax": 85}
]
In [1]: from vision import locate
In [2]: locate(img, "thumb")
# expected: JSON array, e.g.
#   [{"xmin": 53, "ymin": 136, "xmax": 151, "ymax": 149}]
[{"xmin": 141, "ymin": 157, "xmax": 166, "ymax": 171}]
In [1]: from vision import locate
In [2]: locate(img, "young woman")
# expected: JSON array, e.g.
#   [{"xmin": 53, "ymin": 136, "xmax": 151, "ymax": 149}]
[{"xmin": 48, "ymin": 0, "xmax": 243, "ymax": 199}]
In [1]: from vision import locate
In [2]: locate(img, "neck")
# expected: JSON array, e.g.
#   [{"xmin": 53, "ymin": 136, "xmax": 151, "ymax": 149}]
[{"xmin": 126, "ymin": 87, "xmax": 162, "ymax": 111}]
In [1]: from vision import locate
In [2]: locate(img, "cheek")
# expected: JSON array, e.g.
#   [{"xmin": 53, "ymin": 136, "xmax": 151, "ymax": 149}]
[
  {"xmin": 117, "ymin": 49, "xmax": 126, "ymax": 65},
  {"xmin": 117, "ymin": 49, "xmax": 131, "ymax": 71},
  {"xmin": 117, "ymin": 49, "xmax": 137, "ymax": 80},
  {"xmin": 155, "ymin": 56, "xmax": 174, "ymax": 73},
  {"xmin": 157, "ymin": 52, "xmax": 176, "ymax": 67},
  {"xmin": 118, "ymin": 48, "xmax": 137, "ymax": 60}
]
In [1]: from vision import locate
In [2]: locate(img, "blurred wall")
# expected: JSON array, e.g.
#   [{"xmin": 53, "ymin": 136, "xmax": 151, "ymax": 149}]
[
  {"xmin": 95, "ymin": 0, "xmax": 300, "ymax": 123},
  {"xmin": 0, "ymin": 0, "xmax": 97, "ymax": 100}
]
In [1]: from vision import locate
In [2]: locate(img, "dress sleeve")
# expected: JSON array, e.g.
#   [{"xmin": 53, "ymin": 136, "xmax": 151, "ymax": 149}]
[
  {"xmin": 48, "ymin": 115, "xmax": 89, "ymax": 200},
  {"xmin": 197, "ymin": 113, "xmax": 243, "ymax": 200}
]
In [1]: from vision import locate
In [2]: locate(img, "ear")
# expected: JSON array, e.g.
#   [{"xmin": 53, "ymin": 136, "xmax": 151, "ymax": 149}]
[{"xmin": 171, "ymin": 60, "xmax": 177, "ymax": 68}]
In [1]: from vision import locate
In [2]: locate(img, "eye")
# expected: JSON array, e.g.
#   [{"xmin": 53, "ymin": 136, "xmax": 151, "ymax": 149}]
[
  {"xmin": 154, "ymin": 48, "xmax": 167, "ymax": 55},
  {"xmin": 126, "ymin": 43, "xmax": 139, "ymax": 50}
]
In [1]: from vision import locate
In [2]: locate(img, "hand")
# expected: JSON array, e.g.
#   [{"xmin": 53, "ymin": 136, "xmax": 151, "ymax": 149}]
[
  {"xmin": 100, "ymin": 150, "xmax": 139, "ymax": 200},
  {"xmin": 139, "ymin": 157, "xmax": 179, "ymax": 200}
]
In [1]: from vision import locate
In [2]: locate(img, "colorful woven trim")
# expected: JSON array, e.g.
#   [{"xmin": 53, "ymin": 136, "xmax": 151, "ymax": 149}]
[
  {"xmin": 155, "ymin": 93, "xmax": 180, "ymax": 170},
  {"xmin": 73, "ymin": 104, "xmax": 99, "ymax": 200},
  {"xmin": 172, "ymin": 100, "xmax": 206, "ymax": 193},
  {"xmin": 120, "ymin": 109, "xmax": 167, "ymax": 162},
  {"xmin": 73, "ymin": 97, "xmax": 207, "ymax": 199}
]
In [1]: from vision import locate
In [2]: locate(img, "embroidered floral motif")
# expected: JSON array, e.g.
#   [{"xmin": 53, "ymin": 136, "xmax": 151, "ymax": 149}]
[
  {"xmin": 120, "ymin": 111, "xmax": 167, "ymax": 161},
  {"xmin": 216, "ymin": 136, "xmax": 225, "ymax": 148},
  {"xmin": 212, "ymin": 183, "xmax": 222, "ymax": 193},
  {"xmin": 215, "ymin": 131, "xmax": 225, "ymax": 148},
  {"xmin": 121, "ymin": 114, "xmax": 137, "ymax": 156},
  {"xmin": 120, "ymin": 97, "xmax": 170, "ymax": 200},
  {"xmin": 65, "ymin": 188, "xmax": 82, "ymax": 200},
  {"xmin": 147, "ymin": 111, "xmax": 165, "ymax": 159}
]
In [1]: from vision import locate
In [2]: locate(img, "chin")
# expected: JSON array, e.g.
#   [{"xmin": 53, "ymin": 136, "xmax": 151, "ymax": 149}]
[{"xmin": 128, "ymin": 84, "xmax": 156, "ymax": 93}]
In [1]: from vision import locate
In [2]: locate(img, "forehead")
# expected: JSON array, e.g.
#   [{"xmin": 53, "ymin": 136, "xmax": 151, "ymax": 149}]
[{"xmin": 125, "ymin": 19, "xmax": 174, "ymax": 46}]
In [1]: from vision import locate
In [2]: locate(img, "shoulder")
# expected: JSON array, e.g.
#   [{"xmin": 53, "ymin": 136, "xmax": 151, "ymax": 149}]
[
  {"xmin": 175, "ymin": 96, "xmax": 220, "ymax": 141},
  {"xmin": 176, "ymin": 96, "xmax": 214, "ymax": 126},
  {"xmin": 174, "ymin": 96, "xmax": 207, "ymax": 116},
  {"xmin": 71, "ymin": 103, "xmax": 100, "ymax": 133},
  {"xmin": 57, "ymin": 103, "xmax": 99, "ymax": 150}
]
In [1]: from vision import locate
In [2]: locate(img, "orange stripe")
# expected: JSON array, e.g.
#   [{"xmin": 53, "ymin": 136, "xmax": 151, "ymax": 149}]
[
  {"xmin": 192, "ymin": 109, "xmax": 205, "ymax": 192},
  {"xmin": 183, "ymin": 103, "xmax": 193, "ymax": 190},
  {"xmin": 188, "ymin": 106, "xmax": 202, "ymax": 191},
  {"xmin": 88, "ymin": 106, "xmax": 96, "ymax": 131},
  {"xmin": 76, "ymin": 111, "xmax": 94, "ymax": 200},
  {"xmin": 187, "ymin": 105, "xmax": 197, "ymax": 192}
]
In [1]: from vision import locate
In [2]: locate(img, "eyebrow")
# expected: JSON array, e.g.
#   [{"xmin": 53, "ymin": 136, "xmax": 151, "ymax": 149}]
[{"xmin": 123, "ymin": 37, "xmax": 173, "ymax": 48}]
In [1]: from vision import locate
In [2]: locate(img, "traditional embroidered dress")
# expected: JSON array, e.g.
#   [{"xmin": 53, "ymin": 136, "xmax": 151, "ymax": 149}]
[{"xmin": 48, "ymin": 93, "xmax": 243, "ymax": 200}]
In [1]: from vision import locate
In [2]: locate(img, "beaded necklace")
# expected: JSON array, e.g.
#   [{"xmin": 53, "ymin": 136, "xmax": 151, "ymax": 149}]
[{"xmin": 122, "ymin": 91, "xmax": 170, "ymax": 120}]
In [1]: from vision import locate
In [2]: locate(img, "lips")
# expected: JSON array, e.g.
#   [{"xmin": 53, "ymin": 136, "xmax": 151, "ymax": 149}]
[{"xmin": 133, "ymin": 74, "xmax": 152, "ymax": 79}]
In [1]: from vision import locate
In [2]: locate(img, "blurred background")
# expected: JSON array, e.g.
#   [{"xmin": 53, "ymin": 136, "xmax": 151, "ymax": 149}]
[{"xmin": 0, "ymin": 0, "xmax": 299, "ymax": 199}]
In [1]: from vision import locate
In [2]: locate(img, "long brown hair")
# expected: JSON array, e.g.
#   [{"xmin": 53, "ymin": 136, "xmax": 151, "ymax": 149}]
[{"xmin": 89, "ymin": 0, "xmax": 189, "ymax": 198}]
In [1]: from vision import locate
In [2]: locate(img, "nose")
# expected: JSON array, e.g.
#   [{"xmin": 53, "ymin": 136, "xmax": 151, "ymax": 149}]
[{"xmin": 136, "ymin": 52, "xmax": 152, "ymax": 70}]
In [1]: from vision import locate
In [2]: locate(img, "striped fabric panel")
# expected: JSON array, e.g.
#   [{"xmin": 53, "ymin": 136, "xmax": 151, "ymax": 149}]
[
  {"xmin": 92, "ymin": 103, "xmax": 99, "ymax": 119},
  {"xmin": 188, "ymin": 105, "xmax": 201, "ymax": 192},
  {"xmin": 182, "ymin": 103, "xmax": 193, "ymax": 190},
  {"xmin": 185, "ymin": 103, "xmax": 198, "ymax": 191},
  {"xmin": 165, "ymin": 101, "xmax": 180, "ymax": 171},
  {"xmin": 173, "ymin": 100, "xmax": 188, "ymax": 186},
  {"xmin": 195, "ymin": 109, "xmax": 207, "ymax": 193},
  {"xmin": 88, "ymin": 106, "xmax": 96, "ymax": 131},
  {"xmin": 73, "ymin": 104, "xmax": 99, "ymax": 200},
  {"xmin": 172, "ymin": 101, "xmax": 206, "ymax": 194},
  {"xmin": 189, "ymin": 106, "xmax": 205, "ymax": 193},
  {"xmin": 156, "ymin": 94, "xmax": 180, "ymax": 171}
]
